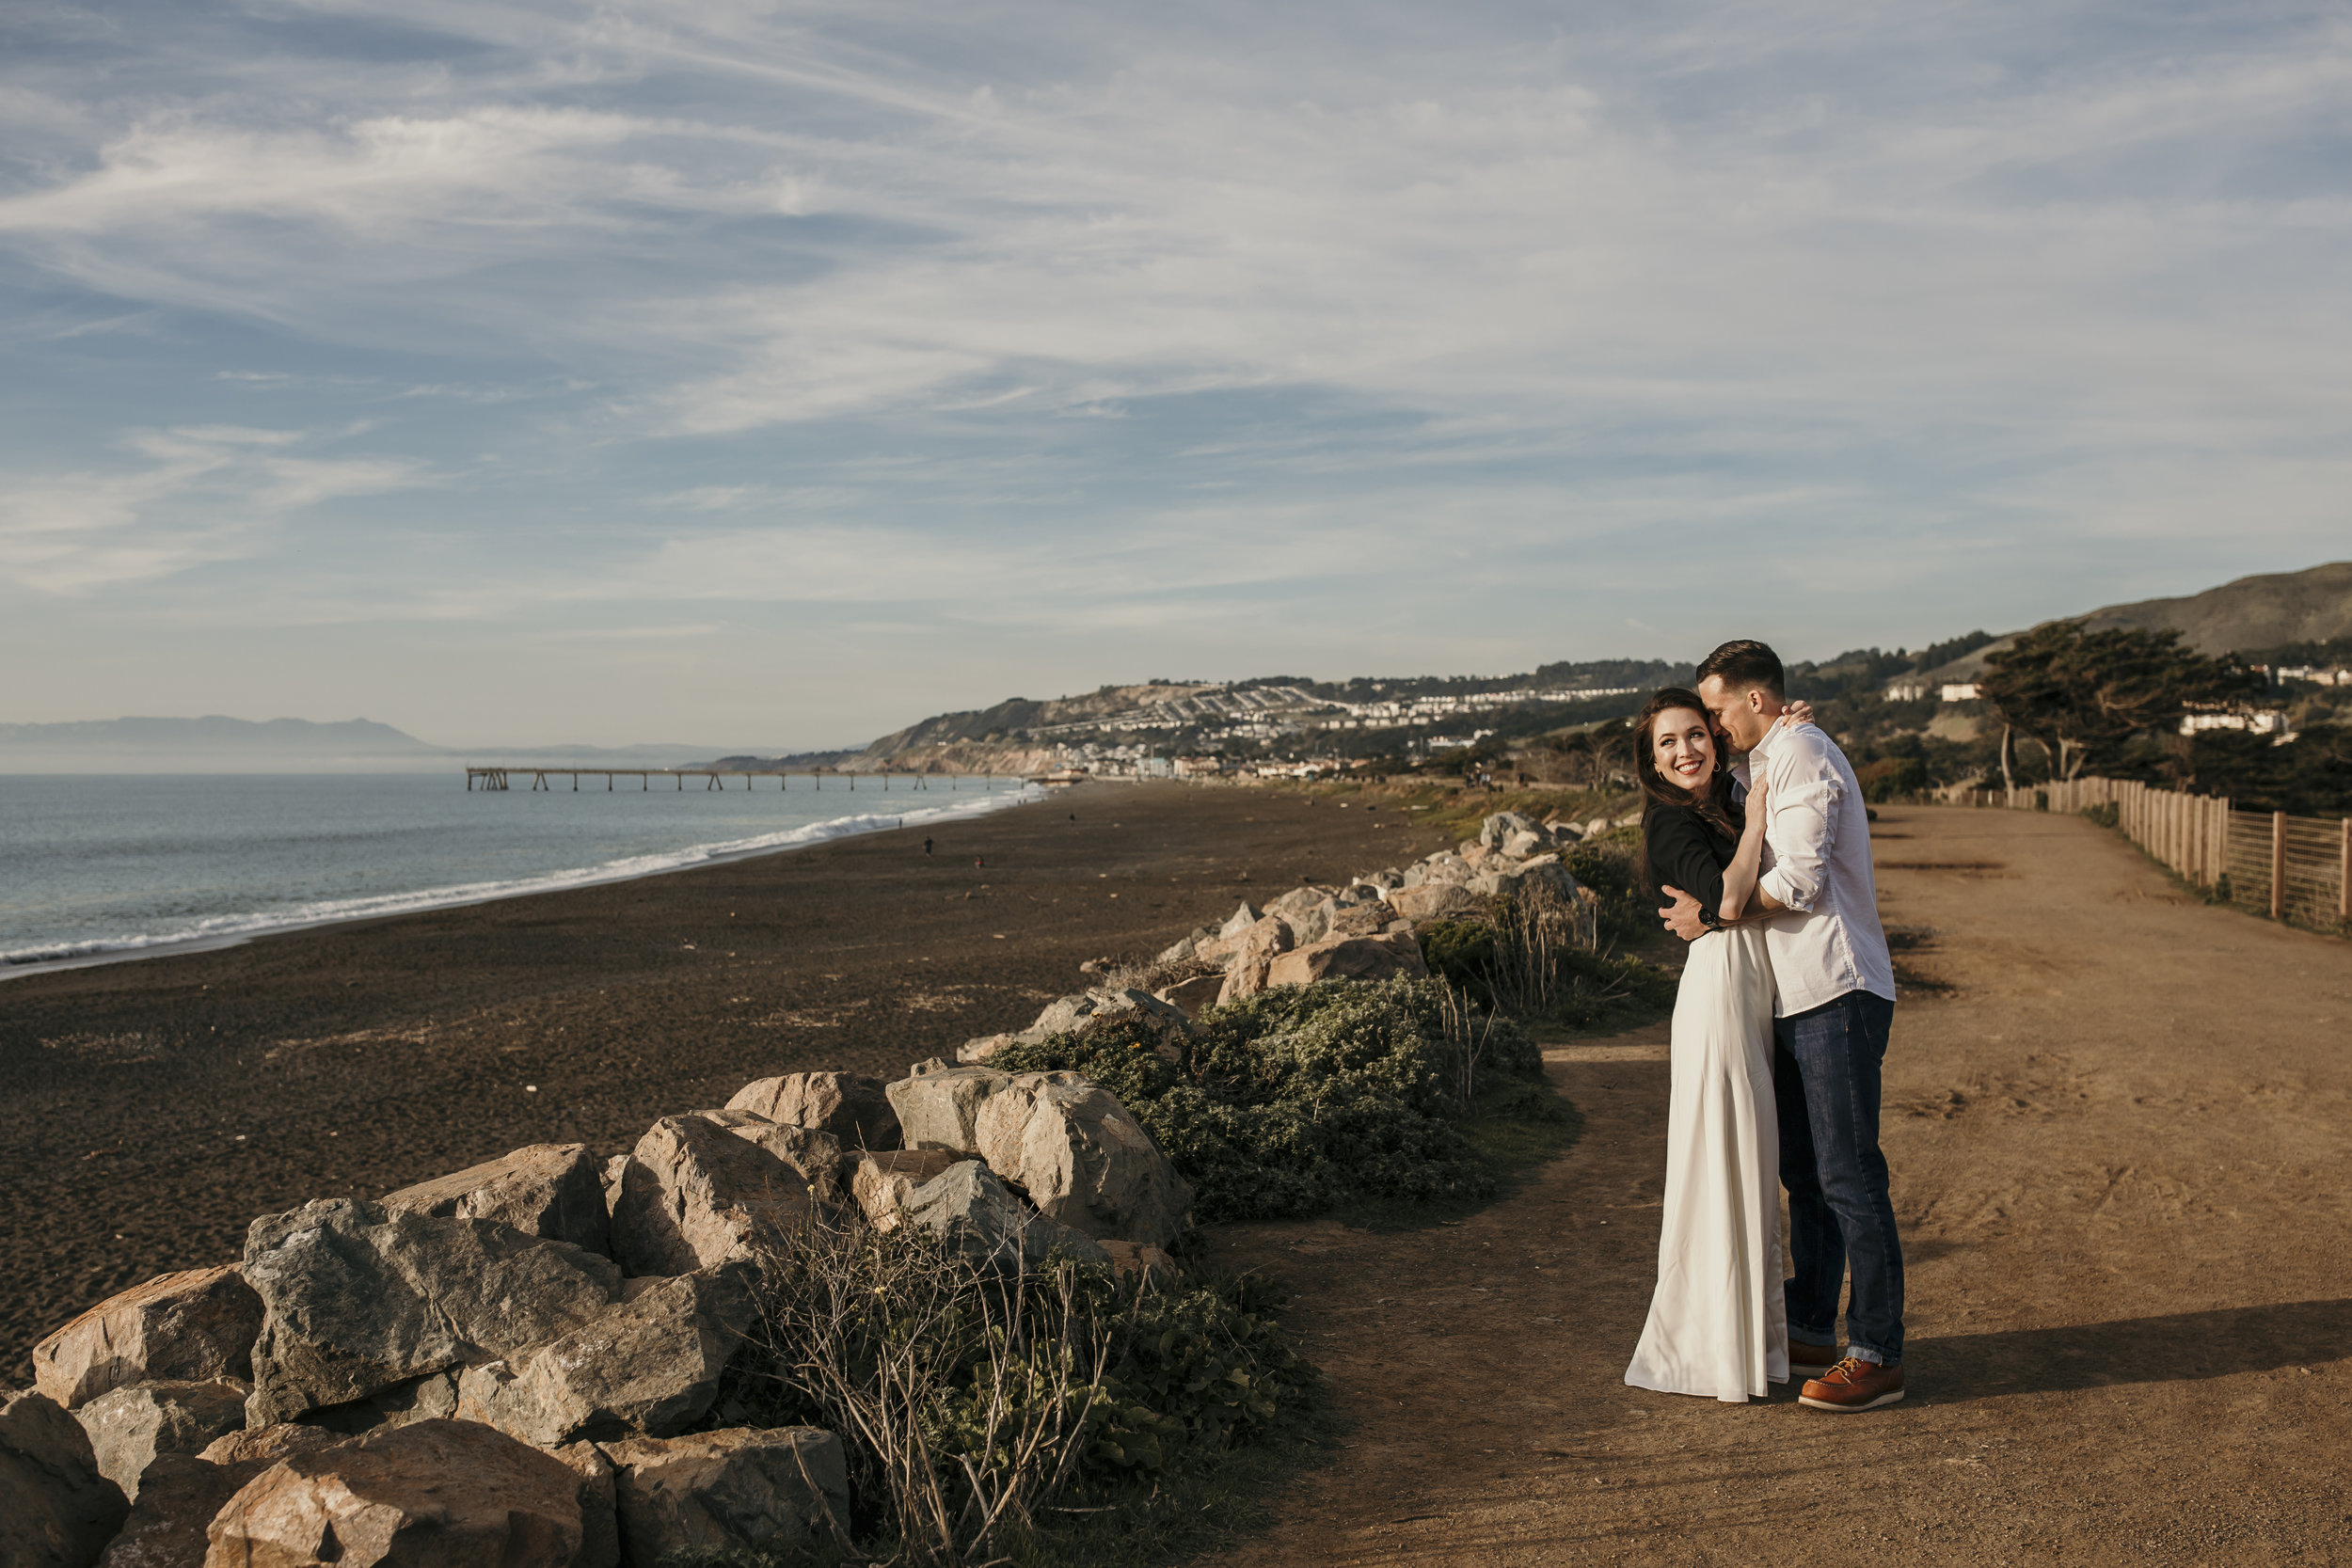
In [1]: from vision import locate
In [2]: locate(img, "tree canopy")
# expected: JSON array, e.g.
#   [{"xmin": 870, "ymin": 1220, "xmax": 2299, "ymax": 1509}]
[{"xmin": 1979, "ymin": 624, "xmax": 2254, "ymax": 780}]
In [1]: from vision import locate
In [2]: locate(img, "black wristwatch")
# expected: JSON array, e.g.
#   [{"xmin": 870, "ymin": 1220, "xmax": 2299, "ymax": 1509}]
[{"xmin": 1697, "ymin": 907, "xmax": 1725, "ymax": 931}]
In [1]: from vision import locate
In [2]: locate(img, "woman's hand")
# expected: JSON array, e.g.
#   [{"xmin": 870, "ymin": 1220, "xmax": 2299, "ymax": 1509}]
[
  {"xmin": 1743, "ymin": 768, "xmax": 1770, "ymax": 830},
  {"xmin": 1778, "ymin": 700, "xmax": 1816, "ymax": 729}
]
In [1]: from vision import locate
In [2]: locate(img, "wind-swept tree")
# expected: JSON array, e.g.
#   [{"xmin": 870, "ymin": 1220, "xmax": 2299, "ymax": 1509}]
[{"xmin": 1980, "ymin": 624, "xmax": 2253, "ymax": 781}]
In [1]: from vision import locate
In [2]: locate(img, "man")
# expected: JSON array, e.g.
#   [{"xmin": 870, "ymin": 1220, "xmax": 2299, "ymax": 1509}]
[{"xmin": 1659, "ymin": 640, "xmax": 1905, "ymax": 1413}]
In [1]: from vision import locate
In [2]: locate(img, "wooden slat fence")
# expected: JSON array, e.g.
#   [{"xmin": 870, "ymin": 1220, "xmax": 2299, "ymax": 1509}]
[{"xmin": 1963, "ymin": 777, "xmax": 2350, "ymax": 930}]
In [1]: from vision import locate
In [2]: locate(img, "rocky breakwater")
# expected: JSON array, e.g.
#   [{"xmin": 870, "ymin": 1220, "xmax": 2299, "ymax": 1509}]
[
  {"xmin": 9, "ymin": 1063, "xmax": 1189, "ymax": 1568},
  {"xmin": 950, "ymin": 810, "xmax": 1597, "ymax": 1043}
]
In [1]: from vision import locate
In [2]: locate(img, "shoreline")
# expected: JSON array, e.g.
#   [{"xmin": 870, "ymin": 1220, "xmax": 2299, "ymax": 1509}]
[
  {"xmin": 0, "ymin": 780, "xmax": 1045, "ymax": 982},
  {"xmin": 0, "ymin": 782, "xmax": 1460, "ymax": 1370}
]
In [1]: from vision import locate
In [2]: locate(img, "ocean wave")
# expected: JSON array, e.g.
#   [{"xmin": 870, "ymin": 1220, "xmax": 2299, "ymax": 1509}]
[{"xmin": 0, "ymin": 785, "xmax": 1042, "ymax": 972}]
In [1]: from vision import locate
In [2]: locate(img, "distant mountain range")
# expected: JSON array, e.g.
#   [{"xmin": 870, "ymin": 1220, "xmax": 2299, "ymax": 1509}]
[{"xmin": 0, "ymin": 717, "xmax": 725, "ymax": 774}]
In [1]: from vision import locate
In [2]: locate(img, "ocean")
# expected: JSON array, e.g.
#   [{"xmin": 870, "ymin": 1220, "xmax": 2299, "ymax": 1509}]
[{"xmin": 0, "ymin": 771, "xmax": 1040, "ymax": 973}]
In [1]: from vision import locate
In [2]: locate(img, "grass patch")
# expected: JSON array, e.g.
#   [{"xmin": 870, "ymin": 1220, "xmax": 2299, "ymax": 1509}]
[
  {"xmin": 1419, "ymin": 916, "xmax": 1677, "ymax": 1037},
  {"xmin": 691, "ymin": 1235, "xmax": 1326, "ymax": 1568}
]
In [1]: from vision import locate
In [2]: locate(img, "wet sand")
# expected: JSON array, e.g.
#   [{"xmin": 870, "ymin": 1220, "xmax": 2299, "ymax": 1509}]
[{"xmin": 0, "ymin": 783, "xmax": 1449, "ymax": 1372}]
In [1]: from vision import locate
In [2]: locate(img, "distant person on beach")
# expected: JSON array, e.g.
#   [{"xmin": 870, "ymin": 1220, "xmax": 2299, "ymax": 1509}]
[
  {"xmin": 924, "ymin": 837, "xmax": 933, "ymax": 855},
  {"xmin": 1633, "ymin": 641, "xmax": 1903, "ymax": 1415}
]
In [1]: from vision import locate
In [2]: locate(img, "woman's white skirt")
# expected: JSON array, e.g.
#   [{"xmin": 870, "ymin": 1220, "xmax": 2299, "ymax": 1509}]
[{"xmin": 1623, "ymin": 923, "xmax": 1788, "ymax": 1402}]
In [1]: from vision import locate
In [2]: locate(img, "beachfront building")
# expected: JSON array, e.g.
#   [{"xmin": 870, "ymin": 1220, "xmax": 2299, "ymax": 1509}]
[{"xmin": 2180, "ymin": 710, "xmax": 2295, "ymax": 738}]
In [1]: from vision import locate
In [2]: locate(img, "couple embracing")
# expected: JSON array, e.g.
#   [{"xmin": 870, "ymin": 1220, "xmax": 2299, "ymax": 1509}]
[{"xmin": 1622, "ymin": 640, "xmax": 1905, "ymax": 1413}]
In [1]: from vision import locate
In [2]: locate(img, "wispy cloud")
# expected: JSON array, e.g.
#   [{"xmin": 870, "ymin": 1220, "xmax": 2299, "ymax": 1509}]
[
  {"xmin": 0, "ymin": 426, "xmax": 431, "ymax": 594},
  {"xmin": 0, "ymin": 0, "xmax": 2346, "ymax": 740}
]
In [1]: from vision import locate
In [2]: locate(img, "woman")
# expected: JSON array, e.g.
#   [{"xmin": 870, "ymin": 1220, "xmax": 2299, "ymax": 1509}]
[{"xmin": 1621, "ymin": 687, "xmax": 1799, "ymax": 1403}]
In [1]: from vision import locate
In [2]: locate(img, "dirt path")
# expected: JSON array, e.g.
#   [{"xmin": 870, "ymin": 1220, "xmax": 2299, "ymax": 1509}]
[{"xmin": 1204, "ymin": 805, "xmax": 2352, "ymax": 1566}]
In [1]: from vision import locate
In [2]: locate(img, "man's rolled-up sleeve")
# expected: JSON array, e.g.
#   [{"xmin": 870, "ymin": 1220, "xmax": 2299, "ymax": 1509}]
[{"xmin": 1759, "ymin": 748, "xmax": 1840, "ymax": 911}]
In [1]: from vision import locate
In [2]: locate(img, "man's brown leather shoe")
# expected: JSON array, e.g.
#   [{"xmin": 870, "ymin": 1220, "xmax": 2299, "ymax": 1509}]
[
  {"xmin": 1788, "ymin": 1339, "xmax": 1842, "ymax": 1378},
  {"xmin": 1798, "ymin": 1357, "xmax": 1905, "ymax": 1412}
]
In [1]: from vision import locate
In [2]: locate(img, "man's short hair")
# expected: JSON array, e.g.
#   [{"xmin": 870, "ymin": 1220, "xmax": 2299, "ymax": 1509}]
[{"xmin": 1696, "ymin": 640, "xmax": 1785, "ymax": 699}]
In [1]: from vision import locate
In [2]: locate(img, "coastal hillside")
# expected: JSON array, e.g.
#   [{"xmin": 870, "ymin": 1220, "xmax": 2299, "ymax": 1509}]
[
  {"xmin": 777, "ymin": 661, "xmax": 1693, "ymax": 775},
  {"xmin": 1923, "ymin": 559, "xmax": 2352, "ymax": 680}
]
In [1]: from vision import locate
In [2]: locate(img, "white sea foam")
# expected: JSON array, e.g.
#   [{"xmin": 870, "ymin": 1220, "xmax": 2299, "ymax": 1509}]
[{"xmin": 0, "ymin": 784, "xmax": 1042, "ymax": 974}]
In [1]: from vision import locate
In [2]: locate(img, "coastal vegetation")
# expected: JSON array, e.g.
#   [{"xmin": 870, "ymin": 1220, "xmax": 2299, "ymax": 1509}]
[
  {"xmin": 702, "ymin": 1231, "xmax": 1320, "ymax": 1568},
  {"xmin": 990, "ymin": 977, "xmax": 1566, "ymax": 1226}
]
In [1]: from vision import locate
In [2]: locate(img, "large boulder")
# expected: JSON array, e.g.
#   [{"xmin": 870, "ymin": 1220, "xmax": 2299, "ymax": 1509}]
[
  {"xmin": 691, "ymin": 1112, "xmax": 847, "ymax": 1205},
  {"xmin": 378, "ymin": 1143, "xmax": 611, "ymax": 1259},
  {"xmin": 1021, "ymin": 988, "xmax": 1193, "ymax": 1053},
  {"xmin": 1398, "ymin": 852, "xmax": 1470, "ymax": 890},
  {"xmin": 72, "ymin": 1380, "xmax": 247, "ymax": 1503},
  {"xmin": 1265, "ymin": 930, "xmax": 1432, "ymax": 990},
  {"xmin": 954, "ymin": 1033, "xmax": 1018, "ymax": 1066},
  {"xmin": 33, "ymin": 1266, "xmax": 263, "ymax": 1410},
  {"xmin": 1153, "ymin": 927, "xmax": 1213, "ymax": 965},
  {"xmin": 1385, "ymin": 882, "xmax": 1488, "ymax": 924},
  {"xmin": 899, "ymin": 1162, "xmax": 1109, "ymax": 1267},
  {"xmin": 975, "ymin": 1074, "xmax": 1190, "ymax": 1249},
  {"xmin": 723, "ymin": 1072, "xmax": 899, "ymax": 1151},
  {"xmin": 845, "ymin": 1150, "xmax": 960, "ymax": 1230},
  {"xmin": 240, "ymin": 1198, "xmax": 622, "ymax": 1427},
  {"xmin": 1297, "ymin": 899, "xmax": 1391, "ymax": 946},
  {"xmin": 1216, "ymin": 902, "xmax": 1261, "ymax": 938},
  {"xmin": 199, "ymin": 1426, "xmax": 351, "ymax": 1466},
  {"xmin": 105, "ymin": 1430, "xmax": 357, "ymax": 1568},
  {"xmin": 293, "ymin": 1369, "xmax": 462, "ymax": 1436},
  {"xmin": 0, "ymin": 1390, "xmax": 128, "ymax": 1568},
  {"xmin": 599, "ymin": 1428, "xmax": 849, "ymax": 1560},
  {"xmin": 101, "ymin": 1454, "xmax": 262, "ymax": 1568},
  {"xmin": 205, "ymin": 1419, "xmax": 584, "ymax": 1567},
  {"xmin": 1479, "ymin": 811, "xmax": 1541, "ymax": 849},
  {"xmin": 455, "ymin": 1269, "xmax": 755, "ymax": 1449},
  {"xmin": 552, "ymin": 1443, "xmax": 622, "ymax": 1568},
  {"xmin": 1263, "ymin": 885, "xmax": 1338, "ymax": 922},
  {"xmin": 610, "ymin": 1116, "xmax": 816, "ymax": 1278},
  {"xmin": 1153, "ymin": 973, "xmax": 1226, "ymax": 1020},
  {"xmin": 884, "ymin": 1062, "xmax": 1011, "ymax": 1157},
  {"xmin": 1213, "ymin": 915, "xmax": 1297, "ymax": 1006}
]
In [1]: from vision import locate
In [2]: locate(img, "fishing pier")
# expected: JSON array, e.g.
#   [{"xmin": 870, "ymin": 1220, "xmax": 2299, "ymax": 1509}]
[{"xmin": 466, "ymin": 768, "xmax": 1006, "ymax": 792}]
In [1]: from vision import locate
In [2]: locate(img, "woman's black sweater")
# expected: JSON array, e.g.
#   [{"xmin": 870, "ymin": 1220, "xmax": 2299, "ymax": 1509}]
[{"xmin": 1645, "ymin": 801, "xmax": 1740, "ymax": 916}]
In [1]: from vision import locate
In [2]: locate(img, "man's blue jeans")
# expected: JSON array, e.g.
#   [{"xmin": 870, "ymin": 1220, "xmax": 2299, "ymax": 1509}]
[{"xmin": 1775, "ymin": 989, "xmax": 1903, "ymax": 1365}]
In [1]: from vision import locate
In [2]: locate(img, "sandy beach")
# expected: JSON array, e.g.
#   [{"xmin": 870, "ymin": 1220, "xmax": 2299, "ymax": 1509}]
[{"xmin": 0, "ymin": 782, "xmax": 1448, "ymax": 1371}]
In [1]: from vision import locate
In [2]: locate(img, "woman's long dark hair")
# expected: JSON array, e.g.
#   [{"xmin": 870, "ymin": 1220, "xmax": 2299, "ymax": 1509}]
[{"xmin": 1633, "ymin": 687, "xmax": 1742, "ymax": 854}]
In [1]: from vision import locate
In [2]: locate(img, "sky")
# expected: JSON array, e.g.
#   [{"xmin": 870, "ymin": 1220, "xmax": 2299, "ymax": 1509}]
[{"xmin": 3, "ymin": 1, "xmax": 2347, "ymax": 750}]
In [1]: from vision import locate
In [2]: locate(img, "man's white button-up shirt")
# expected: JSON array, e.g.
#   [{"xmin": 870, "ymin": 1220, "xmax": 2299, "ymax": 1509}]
[{"xmin": 1736, "ymin": 721, "xmax": 1897, "ymax": 1018}]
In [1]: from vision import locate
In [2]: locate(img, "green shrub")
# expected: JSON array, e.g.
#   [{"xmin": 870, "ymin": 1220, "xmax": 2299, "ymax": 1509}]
[
  {"xmin": 1563, "ymin": 827, "xmax": 1651, "ymax": 944},
  {"xmin": 2082, "ymin": 801, "xmax": 2120, "ymax": 829},
  {"xmin": 988, "ymin": 977, "xmax": 1539, "ymax": 1223}
]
